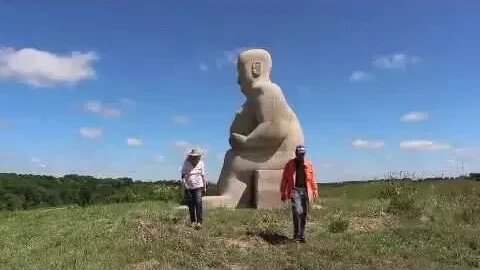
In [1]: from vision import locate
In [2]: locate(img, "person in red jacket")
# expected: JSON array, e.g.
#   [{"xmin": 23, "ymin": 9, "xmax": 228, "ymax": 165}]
[{"xmin": 280, "ymin": 145, "xmax": 318, "ymax": 243}]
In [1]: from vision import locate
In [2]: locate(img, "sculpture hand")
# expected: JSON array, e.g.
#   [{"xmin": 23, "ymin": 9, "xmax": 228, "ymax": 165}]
[{"xmin": 230, "ymin": 133, "xmax": 247, "ymax": 149}]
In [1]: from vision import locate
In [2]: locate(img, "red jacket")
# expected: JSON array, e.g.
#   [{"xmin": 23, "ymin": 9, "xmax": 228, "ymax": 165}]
[{"xmin": 280, "ymin": 158, "xmax": 318, "ymax": 202}]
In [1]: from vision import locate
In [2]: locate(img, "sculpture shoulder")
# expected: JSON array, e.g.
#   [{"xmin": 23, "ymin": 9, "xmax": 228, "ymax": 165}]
[
  {"xmin": 236, "ymin": 105, "xmax": 244, "ymax": 114},
  {"xmin": 235, "ymin": 102, "xmax": 250, "ymax": 114},
  {"xmin": 252, "ymin": 82, "xmax": 284, "ymax": 96}
]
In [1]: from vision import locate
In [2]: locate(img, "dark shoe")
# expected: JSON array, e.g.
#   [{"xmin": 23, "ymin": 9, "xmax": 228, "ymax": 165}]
[
  {"xmin": 297, "ymin": 237, "xmax": 306, "ymax": 243},
  {"xmin": 195, "ymin": 223, "xmax": 202, "ymax": 230}
]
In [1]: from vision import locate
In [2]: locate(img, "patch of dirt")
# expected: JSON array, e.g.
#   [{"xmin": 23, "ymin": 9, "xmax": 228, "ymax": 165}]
[
  {"xmin": 225, "ymin": 231, "xmax": 292, "ymax": 248},
  {"xmin": 224, "ymin": 265, "xmax": 252, "ymax": 270},
  {"xmin": 136, "ymin": 219, "xmax": 160, "ymax": 243},
  {"xmin": 128, "ymin": 259, "xmax": 164, "ymax": 270},
  {"xmin": 255, "ymin": 231, "xmax": 290, "ymax": 245},
  {"xmin": 224, "ymin": 236, "xmax": 258, "ymax": 249},
  {"xmin": 419, "ymin": 215, "xmax": 431, "ymax": 223},
  {"xmin": 349, "ymin": 216, "xmax": 392, "ymax": 232},
  {"xmin": 201, "ymin": 265, "xmax": 251, "ymax": 270}
]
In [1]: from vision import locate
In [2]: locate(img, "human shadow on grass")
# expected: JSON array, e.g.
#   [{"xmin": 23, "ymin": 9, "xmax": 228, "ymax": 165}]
[{"xmin": 247, "ymin": 231, "xmax": 291, "ymax": 245}]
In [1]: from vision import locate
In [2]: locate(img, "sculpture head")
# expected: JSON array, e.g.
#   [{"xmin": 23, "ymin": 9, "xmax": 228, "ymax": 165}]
[{"xmin": 236, "ymin": 48, "xmax": 272, "ymax": 94}]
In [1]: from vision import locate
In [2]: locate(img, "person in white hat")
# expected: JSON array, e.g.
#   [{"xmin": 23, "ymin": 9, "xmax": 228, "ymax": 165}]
[{"xmin": 181, "ymin": 148, "xmax": 207, "ymax": 229}]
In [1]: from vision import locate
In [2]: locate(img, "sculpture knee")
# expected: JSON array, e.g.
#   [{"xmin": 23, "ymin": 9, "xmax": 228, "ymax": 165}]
[{"xmin": 220, "ymin": 171, "xmax": 248, "ymax": 194}]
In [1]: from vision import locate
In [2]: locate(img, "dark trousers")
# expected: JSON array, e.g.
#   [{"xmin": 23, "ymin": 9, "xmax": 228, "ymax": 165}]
[
  {"xmin": 185, "ymin": 188, "xmax": 203, "ymax": 223},
  {"xmin": 291, "ymin": 187, "xmax": 309, "ymax": 240}
]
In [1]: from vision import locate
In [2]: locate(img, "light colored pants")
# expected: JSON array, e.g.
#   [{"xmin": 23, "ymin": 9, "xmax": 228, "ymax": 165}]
[{"xmin": 291, "ymin": 187, "xmax": 309, "ymax": 240}]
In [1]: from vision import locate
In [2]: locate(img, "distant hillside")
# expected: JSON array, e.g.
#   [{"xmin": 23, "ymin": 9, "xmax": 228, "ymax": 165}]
[
  {"xmin": 1, "ymin": 172, "xmax": 478, "ymax": 211},
  {"xmin": 0, "ymin": 173, "xmax": 202, "ymax": 211},
  {"xmin": 320, "ymin": 173, "xmax": 478, "ymax": 187}
]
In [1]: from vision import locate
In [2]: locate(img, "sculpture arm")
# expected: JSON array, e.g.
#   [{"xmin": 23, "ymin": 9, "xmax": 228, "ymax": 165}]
[
  {"xmin": 243, "ymin": 122, "xmax": 287, "ymax": 148},
  {"xmin": 243, "ymin": 92, "xmax": 288, "ymax": 148}
]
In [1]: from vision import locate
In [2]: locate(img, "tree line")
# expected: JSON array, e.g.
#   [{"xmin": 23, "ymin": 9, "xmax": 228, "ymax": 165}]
[
  {"xmin": 0, "ymin": 173, "xmax": 219, "ymax": 211},
  {"xmin": 1, "ymin": 172, "xmax": 477, "ymax": 211}
]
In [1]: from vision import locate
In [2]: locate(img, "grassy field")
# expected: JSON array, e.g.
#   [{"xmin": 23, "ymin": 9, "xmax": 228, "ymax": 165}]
[{"xmin": 0, "ymin": 180, "xmax": 479, "ymax": 269}]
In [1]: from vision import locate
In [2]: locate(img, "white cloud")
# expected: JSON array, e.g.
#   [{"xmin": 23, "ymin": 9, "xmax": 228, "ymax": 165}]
[
  {"xmin": 0, "ymin": 46, "xmax": 98, "ymax": 87},
  {"xmin": 84, "ymin": 101, "xmax": 102, "ymax": 112},
  {"xmin": 127, "ymin": 137, "xmax": 143, "ymax": 147},
  {"xmin": 153, "ymin": 155, "xmax": 165, "ymax": 163},
  {"xmin": 401, "ymin": 111, "xmax": 429, "ymax": 122},
  {"xmin": 400, "ymin": 140, "xmax": 451, "ymax": 151},
  {"xmin": 79, "ymin": 127, "xmax": 103, "ymax": 139},
  {"xmin": 101, "ymin": 107, "xmax": 120, "ymax": 118},
  {"xmin": 352, "ymin": 139, "xmax": 385, "ymax": 149},
  {"xmin": 83, "ymin": 101, "xmax": 121, "ymax": 118},
  {"xmin": 216, "ymin": 47, "xmax": 252, "ymax": 68},
  {"xmin": 373, "ymin": 53, "xmax": 421, "ymax": 70},
  {"xmin": 349, "ymin": 71, "xmax": 372, "ymax": 82},
  {"xmin": 174, "ymin": 140, "xmax": 190, "ymax": 148},
  {"xmin": 199, "ymin": 63, "xmax": 208, "ymax": 72},
  {"xmin": 119, "ymin": 98, "xmax": 136, "ymax": 108},
  {"xmin": 31, "ymin": 157, "xmax": 47, "ymax": 168},
  {"xmin": 172, "ymin": 115, "xmax": 190, "ymax": 125}
]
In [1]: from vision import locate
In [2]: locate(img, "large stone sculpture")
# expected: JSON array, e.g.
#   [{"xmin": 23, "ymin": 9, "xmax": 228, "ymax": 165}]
[{"xmin": 203, "ymin": 48, "xmax": 304, "ymax": 209}]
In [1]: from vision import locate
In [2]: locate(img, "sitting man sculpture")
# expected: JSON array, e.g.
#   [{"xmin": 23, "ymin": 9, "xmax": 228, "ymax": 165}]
[{"xmin": 203, "ymin": 48, "xmax": 304, "ymax": 208}]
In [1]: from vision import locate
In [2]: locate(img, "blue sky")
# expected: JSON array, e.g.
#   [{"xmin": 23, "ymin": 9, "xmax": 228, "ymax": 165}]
[{"xmin": 0, "ymin": 1, "xmax": 479, "ymax": 182}]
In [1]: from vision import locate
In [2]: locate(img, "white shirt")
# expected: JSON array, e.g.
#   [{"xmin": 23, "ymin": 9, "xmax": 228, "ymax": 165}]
[{"xmin": 181, "ymin": 159, "xmax": 206, "ymax": 190}]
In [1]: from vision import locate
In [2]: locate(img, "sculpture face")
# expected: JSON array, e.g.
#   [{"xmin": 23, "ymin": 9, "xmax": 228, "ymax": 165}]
[
  {"xmin": 236, "ymin": 60, "xmax": 249, "ymax": 94},
  {"xmin": 236, "ymin": 49, "xmax": 272, "ymax": 95}
]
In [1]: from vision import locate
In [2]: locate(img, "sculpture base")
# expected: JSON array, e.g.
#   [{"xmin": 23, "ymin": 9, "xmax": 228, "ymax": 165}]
[
  {"xmin": 253, "ymin": 170, "xmax": 283, "ymax": 209},
  {"xmin": 202, "ymin": 195, "xmax": 237, "ymax": 209},
  {"xmin": 203, "ymin": 169, "xmax": 283, "ymax": 209}
]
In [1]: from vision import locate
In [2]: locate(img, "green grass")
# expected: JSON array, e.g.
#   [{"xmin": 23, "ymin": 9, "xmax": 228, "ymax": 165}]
[{"xmin": 1, "ymin": 180, "xmax": 479, "ymax": 269}]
